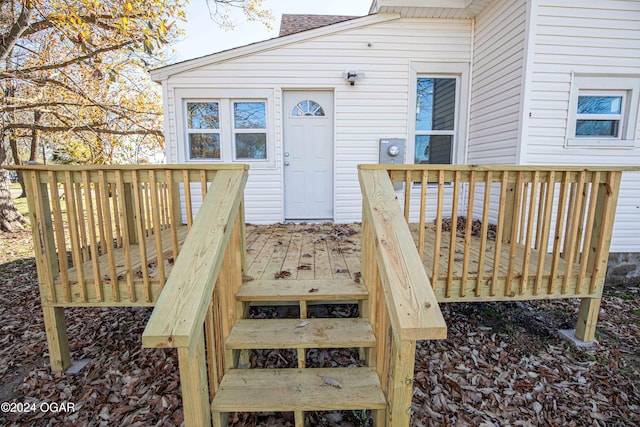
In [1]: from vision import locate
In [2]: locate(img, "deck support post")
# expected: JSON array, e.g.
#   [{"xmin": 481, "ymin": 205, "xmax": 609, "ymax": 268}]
[
  {"xmin": 386, "ymin": 338, "xmax": 416, "ymax": 427},
  {"xmin": 177, "ymin": 332, "xmax": 211, "ymax": 427},
  {"xmin": 575, "ymin": 297, "xmax": 601, "ymax": 342},
  {"xmin": 42, "ymin": 306, "xmax": 71, "ymax": 372}
]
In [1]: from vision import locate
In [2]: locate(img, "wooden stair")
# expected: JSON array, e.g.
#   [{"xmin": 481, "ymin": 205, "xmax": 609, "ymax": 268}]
[{"xmin": 211, "ymin": 279, "xmax": 385, "ymax": 426}]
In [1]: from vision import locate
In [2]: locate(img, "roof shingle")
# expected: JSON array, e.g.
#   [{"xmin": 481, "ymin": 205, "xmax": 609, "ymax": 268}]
[{"xmin": 278, "ymin": 14, "xmax": 358, "ymax": 37}]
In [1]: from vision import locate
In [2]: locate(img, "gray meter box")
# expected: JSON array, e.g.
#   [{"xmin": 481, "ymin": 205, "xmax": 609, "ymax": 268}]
[{"xmin": 379, "ymin": 138, "xmax": 405, "ymax": 164}]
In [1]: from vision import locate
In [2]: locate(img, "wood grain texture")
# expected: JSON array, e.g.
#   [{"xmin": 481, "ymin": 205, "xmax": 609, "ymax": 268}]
[
  {"xmin": 225, "ymin": 318, "xmax": 376, "ymax": 349},
  {"xmin": 142, "ymin": 169, "xmax": 248, "ymax": 356},
  {"xmin": 211, "ymin": 368, "xmax": 386, "ymax": 412},
  {"xmin": 359, "ymin": 169, "xmax": 447, "ymax": 341}
]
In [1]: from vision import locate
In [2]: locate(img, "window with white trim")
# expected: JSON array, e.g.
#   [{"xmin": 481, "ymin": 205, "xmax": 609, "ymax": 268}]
[
  {"xmin": 233, "ymin": 101, "xmax": 267, "ymax": 160},
  {"xmin": 567, "ymin": 75, "xmax": 640, "ymax": 147},
  {"xmin": 186, "ymin": 102, "xmax": 221, "ymax": 159},
  {"xmin": 183, "ymin": 98, "xmax": 271, "ymax": 163}
]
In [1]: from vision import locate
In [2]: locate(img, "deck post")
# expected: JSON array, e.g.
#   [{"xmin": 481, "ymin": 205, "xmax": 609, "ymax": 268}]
[
  {"xmin": 23, "ymin": 172, "xmax": 71, "ymax": 371},
  {"xmin": 386, "ymin": 337, "xmax": 416, "ymax": 427},
  {"xmin": 575, "ymin": 172, "xmax": 621, "ymax": 342},
  {"xmin": 575, "ymin": 297, "xmax": 601, "ymax": 342},
  {"xmin": 42, "ymin": 307, "xmax": 71, "ymax": 372},
  {"xmin": 177, "ymin": 332, "xmax": 211, "ymax": 427}
]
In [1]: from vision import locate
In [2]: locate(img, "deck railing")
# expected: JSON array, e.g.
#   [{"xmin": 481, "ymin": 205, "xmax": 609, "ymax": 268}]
[
  {"xmin": 142, "ymin": 168, "xmax": 248, "ymax": 427},
  {"xmin": 13, "ymin": 164, "xmax": 238, "ymax": 306},
  {"xmin": 359, "ymin": 168, "xmax": 447, "ymax": 426},
  {"xmin": 9, "ymin": 164, "xmax": 246, "ymax": 372},
  {"xmin": 360, "ymin": 164, "xmax": 624, "ymax": 342}
]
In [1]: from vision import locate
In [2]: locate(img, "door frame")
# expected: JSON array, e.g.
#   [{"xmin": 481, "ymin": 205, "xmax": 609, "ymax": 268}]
[{"xmin": 281, "ymin": 88, "xmax": 336, "ymax": 221}]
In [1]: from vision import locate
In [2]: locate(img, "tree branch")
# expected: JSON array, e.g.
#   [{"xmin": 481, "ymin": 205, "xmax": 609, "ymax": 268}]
[
  {"xmin": 4, "ymin": 122, "xmax": 163, "ymax": 137},
  {"xmin": 11, "ymin": 39, "xmax": 138, "ymax": 75},
  {"xmin": 0, "ymin": 3, "xmax": 34, "ymax": 62}
]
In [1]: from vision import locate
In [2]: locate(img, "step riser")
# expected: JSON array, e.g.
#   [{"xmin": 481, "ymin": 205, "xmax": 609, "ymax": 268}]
[{"xmin": 225, "ymin": 318, "xmax": 376, "ymax": 350}]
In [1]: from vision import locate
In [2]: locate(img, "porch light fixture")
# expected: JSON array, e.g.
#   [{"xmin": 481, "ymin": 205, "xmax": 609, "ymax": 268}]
[{"xmin": 343, "ymin": 70, "xmax": 364, "ymax": 86}]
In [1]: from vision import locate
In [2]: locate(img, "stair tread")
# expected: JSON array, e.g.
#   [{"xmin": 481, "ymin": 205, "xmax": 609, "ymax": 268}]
[
  {"xmin": 226, "ymin": 318, "xmax": 375, "ymax": 349},
  {"xmin": 211, "ymin": 367, "xmax": 386, "ymax": 412},
  {"xmin": 237, "ymin": 279, "xmax": 368, "ymax": 301}
]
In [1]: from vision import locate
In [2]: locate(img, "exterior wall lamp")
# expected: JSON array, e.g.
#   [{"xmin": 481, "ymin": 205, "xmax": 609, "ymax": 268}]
[{"xmin": 343, "ymin": 70, "xmax": 365, "ymax": 86}]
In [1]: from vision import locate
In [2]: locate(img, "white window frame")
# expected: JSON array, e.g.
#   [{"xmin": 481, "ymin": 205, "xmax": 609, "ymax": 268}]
[
  {"xmin": 566, "ymin": 75, "xmax": 640, "ymax": 148},
  {"xmin": 175, "ymin": 88, "xmax": 275, "ymax": 168},
  {"xmin": 231, "ymin": 100, "xmax": 269, "ymax": 162},
  {"xmin": 408, "ymin": 62, "xmax": 469, "ymax": 165},
  {"xmin": 185, "ymin": 100, "xmax": 223, "ymax": 162}
]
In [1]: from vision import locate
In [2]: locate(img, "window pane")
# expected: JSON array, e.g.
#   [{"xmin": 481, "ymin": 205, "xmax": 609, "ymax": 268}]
[
  {"xmin": 234, "ymin": 102, "xmax": 266, "ymax": 129},
  {"xmin": 415, "ymin": 135, "xmax": 452, "ymax": 164},
  {"xmin": 187, "ymin": 102, "xmax": 219, "ymax": 129},
  {"xmin": 292, "ymin": 100, "xmax": 325, "ymax": 117},
  {"xmin": 416, "ymin": 79, "xmax": 434, "ymax": 131},
  {"xmin": 189, "ymin": 133, "xmax": 220, "ymax": 159},
  {"xmin": 576, "ymin": 120, "xmax": 619, "ymax": 137},
  {"xmin": 416, "ymin": 78, "xmax": 456, "ymax": 131},
  {"xmin": 235, "ymin": 133, "xmax": 267, "ymax": 159},
  {"xmin": 577, "ymin": 96, "xmax": 622, "ymax": 115}
]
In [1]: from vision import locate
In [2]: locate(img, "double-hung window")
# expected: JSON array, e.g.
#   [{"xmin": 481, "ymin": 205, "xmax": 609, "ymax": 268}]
[
  {"xmin": 182, "ymin": 95, "xmax": 272, "ymax": 165},
  {"xmin": 187, "ymin": 102, "xmax": 221, "ymax": 159},
  {"xmin": 414, "ymin": 77, "xmax": 457, "ymax": 164},
  {"xmin": 567, "ymin": 75, "xmax": 640, "ymax": 147},
  {"xmin": 233, "ymin": 101, "xmax": 267, "ymax": 160}
]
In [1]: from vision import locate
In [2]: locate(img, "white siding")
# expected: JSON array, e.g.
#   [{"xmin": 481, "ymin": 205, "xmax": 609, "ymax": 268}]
[
  {"xmin": 468, "ymin": 0, "xmax": 527, "ymax": 164},
  {"xmin": 524, "ymin": 0, "xmax": 640, "ymax": 252},
  {"xmin": 163, "ymin": 16, "xmax": 472, "ymax": 223}
]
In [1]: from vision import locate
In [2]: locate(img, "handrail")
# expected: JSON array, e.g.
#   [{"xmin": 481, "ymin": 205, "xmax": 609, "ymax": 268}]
[
  {"xmin": 142, "ymin": 167, "xmax": 248, "ymax": 357},
  {"xmin": 359, "ymin": 168, "xmax": 446, "ymax": 340},
  {"xmin": 141, "ymin": 166, "xmax": 247, "ymax": 426},
  {"xmin": 359, "ymin": 167, "xmax": 447, "ymax": 426}
]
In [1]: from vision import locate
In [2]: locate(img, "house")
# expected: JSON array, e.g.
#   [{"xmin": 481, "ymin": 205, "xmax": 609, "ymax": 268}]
[{"xmin": 151, "ymin": 0, "xmax": 640, "ymax": 259}]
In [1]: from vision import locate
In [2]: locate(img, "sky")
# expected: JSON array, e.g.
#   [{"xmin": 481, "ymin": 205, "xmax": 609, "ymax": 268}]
[{"xmin": 172, "ymin": 0, "xmax": 373, "ymax": 62}]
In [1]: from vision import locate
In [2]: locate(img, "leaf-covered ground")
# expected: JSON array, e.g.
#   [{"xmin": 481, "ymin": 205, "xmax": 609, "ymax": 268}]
[{"xmin": 0, "ymin": 226, "xmax": 638, "ymax": 426}]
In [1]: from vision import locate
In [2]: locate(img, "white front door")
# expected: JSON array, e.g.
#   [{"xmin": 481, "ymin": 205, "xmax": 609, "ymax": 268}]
[{"xmin": 283, "ymin": 91, "xmax": 334, "ymax": 220}]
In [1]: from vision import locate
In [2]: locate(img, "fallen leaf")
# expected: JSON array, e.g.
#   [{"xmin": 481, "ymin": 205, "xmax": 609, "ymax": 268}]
[
  {"xmin": 320, "ymin": 376, "xmax": 343, "ymax": 388},
  {"xmin": 274, "ymin": 270, "xmax": 291, "ymax": 279},
  {"xmin": 297, "ymin": 264, "xmax": 311, "ymax": 270},
  {"xmin": 308, "ymin": 288, "xmax": 319, "ymax": 293},
  {"xmin": 295, "ymin": 320, "xmax": 310, "ymax": 328}
]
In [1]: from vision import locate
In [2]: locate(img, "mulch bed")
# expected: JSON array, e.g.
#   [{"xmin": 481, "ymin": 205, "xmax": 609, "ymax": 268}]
[{"xmin": 1, "ymin": 227, "xmax": 638, "ymax": 426}]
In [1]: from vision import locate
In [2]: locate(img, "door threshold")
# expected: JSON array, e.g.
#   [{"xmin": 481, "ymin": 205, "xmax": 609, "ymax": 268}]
[{"xmin": 284, "ymin": 219, "xmax": 334, "ymax": 224}]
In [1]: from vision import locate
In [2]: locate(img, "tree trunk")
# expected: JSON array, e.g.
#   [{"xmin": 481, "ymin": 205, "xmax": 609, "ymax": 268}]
[
  {"xmin": 0, "ymin": 143, "xmax": 27, "ymax": 233},
  {"xmin": 8, "ymin": 132, "xmax": 26, "ymax": 198}
]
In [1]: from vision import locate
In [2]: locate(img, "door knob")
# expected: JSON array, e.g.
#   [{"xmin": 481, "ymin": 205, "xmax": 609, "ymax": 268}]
[{"xmin": 284, "ymin": 161, "xmax": 290, "ymax": 166}]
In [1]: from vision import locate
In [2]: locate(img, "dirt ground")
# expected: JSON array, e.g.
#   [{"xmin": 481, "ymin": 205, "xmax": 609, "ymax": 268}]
[{"xmin": 0, "ymin": 227, "xmax": 638, "ymax": 426}]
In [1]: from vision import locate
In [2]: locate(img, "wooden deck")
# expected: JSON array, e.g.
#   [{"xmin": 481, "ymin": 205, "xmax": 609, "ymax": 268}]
[{"xmin": 244, "ymin": 223, "xmax": 362, "ymax": 281}]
